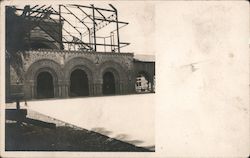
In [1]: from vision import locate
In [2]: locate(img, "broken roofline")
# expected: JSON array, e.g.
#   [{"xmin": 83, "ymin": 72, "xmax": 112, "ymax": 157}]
[{"xmin": 12, "ymin": 4, "xmax": 130, "ymax": 53}]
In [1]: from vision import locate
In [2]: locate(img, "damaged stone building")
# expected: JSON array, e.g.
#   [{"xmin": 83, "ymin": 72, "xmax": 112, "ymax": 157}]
[{"xmin": 5, "ymin": 4, "xmax": 155, "ymax": 101}]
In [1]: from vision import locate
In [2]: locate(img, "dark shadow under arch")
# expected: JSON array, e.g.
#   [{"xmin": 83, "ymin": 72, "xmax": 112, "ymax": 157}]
[
  {"xmin": 36, "ymin": 71, "xmax": 54, "ymax": 99},
  {"xmin": 70, "ymin": 69, "xmax": 89, "ymax": 97},
  {"xmin": 102, "ymin": 71, "xmax": 116, "ymax": 95}
]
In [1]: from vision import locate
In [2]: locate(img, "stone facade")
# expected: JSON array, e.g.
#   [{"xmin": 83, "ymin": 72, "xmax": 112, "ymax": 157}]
[
  {"xmin": 5, "ymin": 6, "xmax": 155, "ymax": 101},
  {"xmin": 7, "ymin": 49, "xmax": 155, "ymax": 100}
]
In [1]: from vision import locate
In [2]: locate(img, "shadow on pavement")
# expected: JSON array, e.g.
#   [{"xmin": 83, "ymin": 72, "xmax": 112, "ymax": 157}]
[{"xmin": 5, "ymin": 122, "xmax": 152, "ymax": 152}]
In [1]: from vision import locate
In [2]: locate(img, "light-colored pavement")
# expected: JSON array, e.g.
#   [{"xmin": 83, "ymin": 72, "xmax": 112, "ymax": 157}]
[{"xmin": 13, "ymin": 94, "xmax": 155, "ymax": 150}]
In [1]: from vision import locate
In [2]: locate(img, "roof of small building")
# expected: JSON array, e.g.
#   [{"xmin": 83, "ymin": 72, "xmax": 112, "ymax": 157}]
[{"xmin": 134, "ymin": 54, "xmax": 155, "ymax": 62}]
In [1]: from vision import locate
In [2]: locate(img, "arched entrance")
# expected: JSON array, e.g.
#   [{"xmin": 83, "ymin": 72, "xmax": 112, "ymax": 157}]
[
  {"xmin": 70, "ymin": 69, "xmax": 89, "ymax": 97},
  {"xmin": 103, "ymin": 72, "xmax": 116, "ymax": 95},
  {"xmin": 36, "ymin": 71, "xmax": 54, "ymax": 99}
]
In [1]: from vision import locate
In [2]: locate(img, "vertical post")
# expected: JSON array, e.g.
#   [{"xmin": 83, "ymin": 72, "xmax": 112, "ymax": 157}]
[
  {"xmin": 112, "ymin": 33, "xmax": 115, "ymax": 52},
  {"xmin": 110, "ymin": 33, "xmax": 113, "ymax": 52},
  {"xmin": 88, "ymin": 29, "xmax": 91, "ymax": 50},
  {"xmin": 16, "ymin": 80, "xmax": 20, "ymax": 110},
  {"xmin": 104, "ymin": 37, "xmax": 106, "ymax": 52},
  {"xmin": 114, "ymin": 9, "xmax": 120, "ymax": 53},
  {"xmin": 59, "ymin": 5, "xmax": 63, "ymax": 50},
  {"xmin": 80, "ymin": 32, "xmax": 82, "ymax": 48},
  {"xmin": 91, "ymin": 5, "xmax": 97, "ymax": 51},
  {"xmin": 27, "ymin": 6, "xmax": 31, "ymax": 50},
  {"xmin": 16, "ymin": 99, "xmax": 20, "ymax": 110}
]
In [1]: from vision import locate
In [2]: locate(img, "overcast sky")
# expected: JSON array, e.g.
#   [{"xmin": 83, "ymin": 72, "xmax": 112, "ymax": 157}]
[
  {"xmin": 67, "ymin": 1, "xmax": 155, "ymax": 55},
  {"xmin": 106, "ymin": 1, "xmax": 155, "ymax": 55},
  {"xmin": 12, "ymin": 2, "xmax": 155, "ymax": 55}
]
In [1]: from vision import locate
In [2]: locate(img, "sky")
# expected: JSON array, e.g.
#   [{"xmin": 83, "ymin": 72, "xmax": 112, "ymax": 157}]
[
  {"xmin": 107, "ymin": 1, "xmax": 155, "ymax": 55},
  {"xmin": 12, "ymin": 2, "xmax": 155, "ymax": 55},
  {"xmin": 70, "ymin": 2, "xmax": 155, "ymax": 55},
  {"xmin": 75, "ymin": 1, "xmax": 155, "ymax": 55}
]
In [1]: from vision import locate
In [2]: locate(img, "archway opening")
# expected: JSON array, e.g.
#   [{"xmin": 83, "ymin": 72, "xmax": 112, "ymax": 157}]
[
  {"xmin": 70, "ymin": 69, "xmax": 89, "ymax": 97},
  {"xmin": 37, "ymin": 71, "xmax": 54, "ymax": 99},
  {"xmin": 135, "ymin": 72, "xmax": 152, "ymax": 93},
  {"xmin": 103, "ymin": 72, "xmax": 116, "ymax": 95}
]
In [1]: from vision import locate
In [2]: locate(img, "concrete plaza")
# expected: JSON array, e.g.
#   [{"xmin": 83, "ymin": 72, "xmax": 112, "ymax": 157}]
[{"xmin": 15, "ymin": 94, "xmax": 155, "ymax": 150}]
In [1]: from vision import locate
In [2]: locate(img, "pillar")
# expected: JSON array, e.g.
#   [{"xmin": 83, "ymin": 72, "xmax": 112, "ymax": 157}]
[
  {"xmin": 31, "ymin": 83, "xmax": 36, "ymax": 99},
  {"xmin": 61, "ymin": 84, "xmax": 67, "ymax": 98},
  {"xmin": 89, "ymin": 83, "xmax": 94, "ymax": 96},
  {"xmin": 93, "ymin": 80, "xmax": 102, "ymax": 96},
  {"xmin": 57, "ymin": 80, "xmax": 64, "ymax": 98},
  {"xmin": 64, "ymin": 81, "xmax": 70, "ymax": 97},
  {"xmin": 119, "ymin": 81, "xmax": 123, "ymax": 94}
]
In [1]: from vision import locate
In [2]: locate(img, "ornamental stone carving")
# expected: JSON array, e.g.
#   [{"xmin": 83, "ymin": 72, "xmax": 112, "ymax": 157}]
[{"xmin": 8, "ymin": 49, "xmax": 154, "ymax": 100}]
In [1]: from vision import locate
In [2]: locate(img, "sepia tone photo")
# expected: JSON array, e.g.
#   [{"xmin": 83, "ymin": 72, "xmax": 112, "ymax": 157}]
[
  {"xmin": 1, "ymin": 1, "xmax": 249, "ymax": 158},
  {"xmin": 4, "ymin": 2, "xmax": 155, "ymax": 152}
]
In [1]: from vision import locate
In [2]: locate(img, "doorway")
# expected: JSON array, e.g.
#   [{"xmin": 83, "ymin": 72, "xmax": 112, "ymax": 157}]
[
  {"xmin": 103, "ymin": 72, "xmax": 116, "ymax": 95},
  {"xmin": 36, "ymin": 72, "xmax": 54, "ymax": 99},
  {"xmin": 70, "ymin": 69, "xmax": 89, "ymax": 97}
]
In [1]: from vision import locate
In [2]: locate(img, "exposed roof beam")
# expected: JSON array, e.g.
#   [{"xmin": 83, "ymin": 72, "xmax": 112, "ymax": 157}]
[
  {"xmin": 94, "ymin": 17, "xmax": 128, "ymax": 25},
  {"xmin": 109, "ymin": 4, "xmax": 117, "ymax": 11},
  {"xmin": 92, "ymin": 6, "xmax": 107, "ymax": 21},
  {"xmin": 76, "ymin": 6, "xmax": 97, "ymax": 25},
  {"xmin": 61, "ymin": 5, "xmax": 90, "ymax": 30},
  {"xmin": 69, "ymin": 4, "xmax": 115, "ymax": 12}
]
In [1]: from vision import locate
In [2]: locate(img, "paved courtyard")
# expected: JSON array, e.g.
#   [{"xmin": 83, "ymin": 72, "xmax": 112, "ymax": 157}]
[{"xmin": 14, "ymin": 94, "xmax": 155, "ymax": 150}]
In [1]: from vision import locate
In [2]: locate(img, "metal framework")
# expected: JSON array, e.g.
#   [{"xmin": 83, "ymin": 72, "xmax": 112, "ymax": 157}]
[{"xmin": 13, "ymin": 4, "xmax": 130, "ymax": 53}]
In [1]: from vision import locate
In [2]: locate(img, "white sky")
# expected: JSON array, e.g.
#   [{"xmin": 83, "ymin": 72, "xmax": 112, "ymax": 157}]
[
  {"xmin": 69, "ymin": 2, "xmax": 155, "ymax": 55},
  {"xmin": 81, "ymin": 1, "xmax": 155, "ymax": 55},
  {"xmin": 13, "ymin": 2, "xmax": 155, "ymax": 55},
  {"xmin": 107, "ymin": 2, "xmax": 155, "ymax": 55}
]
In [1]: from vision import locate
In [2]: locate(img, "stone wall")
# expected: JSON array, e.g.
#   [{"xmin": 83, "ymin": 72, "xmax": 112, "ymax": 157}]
[
  {"xmin": 9, "ymin": 50, "xmax": 136, "ymax": 100},
  {"xmin": 8, "ymin": 50, "xmax": 155, "ymax": 100}
]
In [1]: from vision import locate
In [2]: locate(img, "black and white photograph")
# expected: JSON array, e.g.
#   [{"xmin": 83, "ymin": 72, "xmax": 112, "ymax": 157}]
[
  {"xmin": 4, "ymin": 2, "xmax": 155, "ymax": 152},
  {"xmin": 0, "ymin": 1, "xmax": 249, "ymax": 158}
]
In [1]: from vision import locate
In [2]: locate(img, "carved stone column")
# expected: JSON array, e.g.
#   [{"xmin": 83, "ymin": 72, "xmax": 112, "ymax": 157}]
[
  {"xmin": 64, "ymin": 80, "xmax": 70, "ymax": 97},
  {"xmin": 54, "ymin": 84, "xmax": 58, "ymax": 98},
  {"xmin": 119, "ymin": 81, "xmax": 123, "ymax": 94},
  {"xmin": 93, "ymin": 80, "xmax": 102, "ymax": 96},
  {"xmin": 57, "ymin": 80, "xmax": 64, "ymax": 98},
  {"xmin": 89, "ymin": 83, "xmax": 94, "ymax": 96},
  {"xmin": 61, "ymin": 84, "xmax": 67, "ymax": 98},
  {"xmin": 31, "ymin": 81, "xmax": 36, "ymax": 99}
]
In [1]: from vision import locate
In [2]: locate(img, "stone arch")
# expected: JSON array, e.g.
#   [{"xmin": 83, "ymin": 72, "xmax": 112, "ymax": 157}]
[
  {"xmin": 36, "ymin": 70, "xmax": 55, "ymax": 98},
  {"xmin": 97, "ymin": 61, "xmax": 129, "ymax": 95},
  {"xmin": 24, "ymin": 59, "xmax": 63, "ymax": 99},
  {"xmin": 69, "ymin": 69, "xmax": 89, "ymax": 97},
  {"xmin": 102, "ymin": 67, "xmax": 120, "ymax": 95},
  {"xmin": 64, "ymin": 57, "xmax": 96, "ymax": 96}
]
